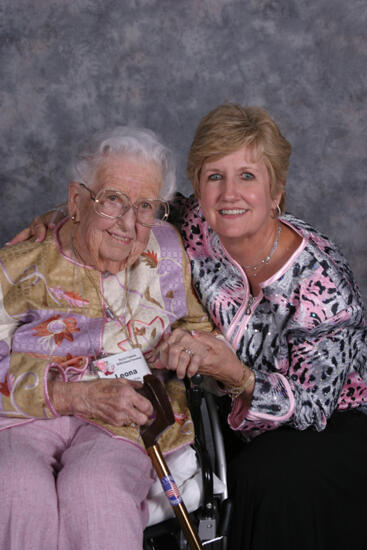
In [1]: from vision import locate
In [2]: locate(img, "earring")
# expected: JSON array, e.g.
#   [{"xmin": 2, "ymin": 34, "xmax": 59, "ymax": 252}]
[
  {"xmin": 272, "ymin": 204, "xmax": 281, "ymax": 218},
  {"xmin": 196, "ymin": 203, "xmax": 204, "ymax": 218},
  {"xmin": 71, "ymin": 215, "xmax": 78, "ymax": 224}
]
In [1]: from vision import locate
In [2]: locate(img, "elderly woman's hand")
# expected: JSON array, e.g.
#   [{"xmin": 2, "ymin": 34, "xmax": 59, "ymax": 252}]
[
  {"xmin": 159, "ymin": 328, "xmax": 246, "ymax": 386},
  {"xmin": 49, "ymin": 378, "xmax": 154, "ymax": 426}
]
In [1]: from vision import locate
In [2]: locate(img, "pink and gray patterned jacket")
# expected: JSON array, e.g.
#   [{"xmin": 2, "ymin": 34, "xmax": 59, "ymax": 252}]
[{"xmin": 173, "ymin": 195, "xmax": 367, "ymax": 440}]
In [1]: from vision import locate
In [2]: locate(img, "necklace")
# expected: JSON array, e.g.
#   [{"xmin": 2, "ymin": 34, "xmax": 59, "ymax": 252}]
[
  {"xmin": 242, "ymin": 222, "xmax": 282, "ymax": 277},
  {"xmin": 70, "ymin": 234, "xmax": 140, "ymax": 349}
]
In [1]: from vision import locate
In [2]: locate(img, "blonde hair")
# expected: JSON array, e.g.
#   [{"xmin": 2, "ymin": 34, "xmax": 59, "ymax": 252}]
[{"xmin": 187, "ymin": 104, "xmax": 291, "ymax": 212}]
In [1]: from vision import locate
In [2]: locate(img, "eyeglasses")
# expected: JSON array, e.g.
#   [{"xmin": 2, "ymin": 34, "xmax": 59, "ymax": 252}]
[{"xmin": 78, "ymin": 182, "xmax": 169, "ymax": 227}]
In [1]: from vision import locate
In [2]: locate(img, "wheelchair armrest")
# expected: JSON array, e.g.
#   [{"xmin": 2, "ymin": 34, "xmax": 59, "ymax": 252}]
[{"xmin": 185, "ymin": 376, "xmax": 216, "ymax": 517}]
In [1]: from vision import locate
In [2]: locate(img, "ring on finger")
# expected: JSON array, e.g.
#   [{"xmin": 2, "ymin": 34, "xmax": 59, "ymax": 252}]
[{"xmin": 182, "ymin": 348, "xmax": 193, "ymax": 359}]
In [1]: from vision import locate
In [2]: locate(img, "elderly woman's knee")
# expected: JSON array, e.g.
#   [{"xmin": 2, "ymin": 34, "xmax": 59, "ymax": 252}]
[
  {"xmin": 57, "ymin": 451, "xmax": 151, "ymax": 504},
  {"xmin": 59, "ymin": 460, "xmax": 117, "ymax": 492},
  {"xmin": 0, "ymin": 446, "xmax": 55, "ymax": 498},
  {"xmin": 57, "ymin": 466, "xmax": 146, "ymax": 518}
]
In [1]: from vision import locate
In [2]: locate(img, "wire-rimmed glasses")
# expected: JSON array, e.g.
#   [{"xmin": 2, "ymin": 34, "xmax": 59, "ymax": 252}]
[{"xmin": 78, "ymin": 182, "xmax": 169, "ymax": 227}]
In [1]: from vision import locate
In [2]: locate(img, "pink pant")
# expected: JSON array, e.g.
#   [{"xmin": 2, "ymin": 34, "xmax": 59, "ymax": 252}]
[{"xmin": 0, "ymin": 417, "xmax": 155, "ymax": 550}]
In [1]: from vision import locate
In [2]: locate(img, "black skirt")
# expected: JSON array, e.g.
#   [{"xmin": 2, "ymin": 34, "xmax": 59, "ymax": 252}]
[{"xmin": 227, "ymin": 409, "xmax": 367, "ymax": 550}]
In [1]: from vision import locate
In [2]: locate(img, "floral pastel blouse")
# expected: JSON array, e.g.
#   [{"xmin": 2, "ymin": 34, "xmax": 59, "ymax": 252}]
[{"xmin": 0, "ymin": 218, "xmax": 212, "ymax": 452}]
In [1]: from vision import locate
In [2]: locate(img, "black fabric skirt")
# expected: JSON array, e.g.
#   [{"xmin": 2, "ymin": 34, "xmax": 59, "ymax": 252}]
[{"xmin": 227, "ymin": 409, "xmax": 367, "ymax": 550}]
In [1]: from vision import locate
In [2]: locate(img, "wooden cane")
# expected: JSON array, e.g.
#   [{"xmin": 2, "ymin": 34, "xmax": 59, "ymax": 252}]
[{"xmin": 139, "ymin": 374, "xmax": 203, "ymax": 550}]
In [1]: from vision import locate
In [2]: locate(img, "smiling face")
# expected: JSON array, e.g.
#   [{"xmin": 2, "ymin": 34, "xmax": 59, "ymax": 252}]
[
  {"xmin": 199, "ymin": 146, "xmax": 281, "ymax": 253},
  {"xmin": 68, "ymin": 154, "xmax": 162, "ymax": 273}
]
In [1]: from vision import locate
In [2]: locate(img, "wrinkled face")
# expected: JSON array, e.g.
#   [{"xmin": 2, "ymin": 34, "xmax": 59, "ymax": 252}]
[
  {"xmin": 199, "ymin": 146, "xmax": 280, "ymax": 249},
  {"xmin": 69, "ymin": 154, "xmax": 162, "ymax": 273}
]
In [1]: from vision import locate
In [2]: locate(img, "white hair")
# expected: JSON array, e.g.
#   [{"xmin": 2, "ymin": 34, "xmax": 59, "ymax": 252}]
[{"xmin": 71, "ymin": 126, "xmax": 176, "ymax": 201}]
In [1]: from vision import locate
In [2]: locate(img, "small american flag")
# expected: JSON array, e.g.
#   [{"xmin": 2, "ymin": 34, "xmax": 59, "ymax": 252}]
[{"xmin": 161, "ymin": 475, "xmax": 183, "ymax": 506}]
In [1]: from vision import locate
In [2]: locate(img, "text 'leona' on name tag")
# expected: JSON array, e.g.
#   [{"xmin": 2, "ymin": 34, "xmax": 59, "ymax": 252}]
[{"xmin": 93, "ymin": 348, "xmax": 151, "ymax": 382}]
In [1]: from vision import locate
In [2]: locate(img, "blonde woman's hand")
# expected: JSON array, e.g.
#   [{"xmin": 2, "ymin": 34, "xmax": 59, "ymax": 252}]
[
  {"xmin": 159, "ymin": 328, "xmax": 245, "ymax": 386},
  {"xmin": 5, "ymin": 206, "xmax": 68, "ymax": 246}
]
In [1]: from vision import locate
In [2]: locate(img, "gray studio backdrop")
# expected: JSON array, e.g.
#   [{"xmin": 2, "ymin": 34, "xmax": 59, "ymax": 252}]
[{"xmin": 1, "ymin": 0, "xmax": 366, "ymax": 304}]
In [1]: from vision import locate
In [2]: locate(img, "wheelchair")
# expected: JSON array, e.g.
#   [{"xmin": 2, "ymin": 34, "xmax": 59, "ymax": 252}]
[{"xmin": 143, "ymin": 375, "xmax": 232, "ymax": 550}]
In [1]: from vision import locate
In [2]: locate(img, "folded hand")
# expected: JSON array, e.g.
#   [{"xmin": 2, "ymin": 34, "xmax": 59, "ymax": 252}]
[{"xmin": 159, "ymin": 328, "xmax": 245, "ymax": 386}]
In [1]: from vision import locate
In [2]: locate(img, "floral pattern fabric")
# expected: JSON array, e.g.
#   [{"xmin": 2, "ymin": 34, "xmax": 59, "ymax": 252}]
[{"xmin": 0, "ymin": 219, "xmax": 212, "ymax": 452}]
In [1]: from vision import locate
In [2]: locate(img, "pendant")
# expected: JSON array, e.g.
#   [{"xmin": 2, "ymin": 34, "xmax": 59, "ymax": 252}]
[{"xmin": 105, "ymin": 306, "xmax": 115, "ymax": 320}]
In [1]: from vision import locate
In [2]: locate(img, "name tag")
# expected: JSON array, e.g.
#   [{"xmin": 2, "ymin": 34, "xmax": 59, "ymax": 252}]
[{"xmin": 93, "ymin": 349, "xmax": 151, "ymax": 382}]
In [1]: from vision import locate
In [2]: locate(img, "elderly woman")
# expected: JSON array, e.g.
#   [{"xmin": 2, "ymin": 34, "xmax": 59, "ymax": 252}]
[
  {"xmin": 0, "ymin": 127, "xmax": 212, "ymax": 550},
  {"xmin": 10, "ymin": 105, "xmax": 367, "ymax": 549},
  {"xmin": 159, "ymin": 104, "xmax": 367, "ymax": 550}
]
